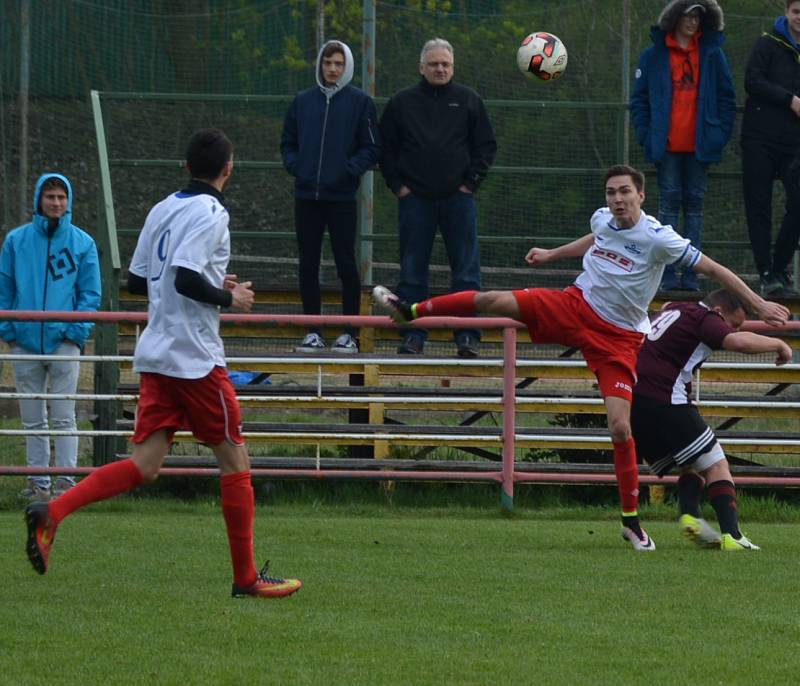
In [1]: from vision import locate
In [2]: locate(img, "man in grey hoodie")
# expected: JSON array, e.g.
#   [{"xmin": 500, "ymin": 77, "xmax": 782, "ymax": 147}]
[{"xmin": 281, "ymin": 40, "xmax": 380, "ymax": 354}]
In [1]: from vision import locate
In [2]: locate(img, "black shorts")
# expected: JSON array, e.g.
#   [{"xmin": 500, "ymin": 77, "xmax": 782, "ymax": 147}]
[{"xmin": 631, "ymin": 393, "xmax": 717, "ymax": 477}]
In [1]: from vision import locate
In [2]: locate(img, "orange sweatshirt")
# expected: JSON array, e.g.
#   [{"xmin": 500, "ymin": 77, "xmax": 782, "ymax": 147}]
[{"xmin": 666, "ymin": 31, "xmax": 701, "ymax": 152}]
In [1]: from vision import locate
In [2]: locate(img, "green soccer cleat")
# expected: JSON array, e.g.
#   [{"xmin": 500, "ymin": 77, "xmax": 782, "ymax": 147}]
[
  {"xmin": 231, "ymin": 561, "xmax": 302, "ymax": 599},
  {"xmin": 720, "ymin": 533, "xmax": 760, "ymax": 551},
  {"xmin": 678, "ymin": 514, "xmax": 721, "ymax": 549}
]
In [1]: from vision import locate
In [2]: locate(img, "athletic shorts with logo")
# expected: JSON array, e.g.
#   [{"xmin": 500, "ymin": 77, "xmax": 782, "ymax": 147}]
[
  {"xmin": 631, "ymin": 393, "xmax": 718, "ymax": 476},
  {"xmin": 512, "ymin": 285, "xmax": 644, "ymax": 400},
  {"xmin": 133, "ymin": 366, "xmax": 244, "ymax": 445}
]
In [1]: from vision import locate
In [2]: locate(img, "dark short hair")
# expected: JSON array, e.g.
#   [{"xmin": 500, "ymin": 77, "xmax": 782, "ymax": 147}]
[
  {"xmin": 788, "ymin": 0, "xmax": 800, "ymax": 11},
  {"xmin": 605, "ymin": 164, "xmax": 645, "ymax": 193},
  {"xmin": 185, "ymin": 128, "xmax": 233, "ymax": 180},
  {"xmin": 703, "ymin": 289, "xmax": 746, "ymax": 315},
  {"xmin": 322, "ymin": 42, "xmax": 345, "ymax": 60},
  {"xmin": 41, "ymin": 177, "xmax": 68, "ymax": 194}
]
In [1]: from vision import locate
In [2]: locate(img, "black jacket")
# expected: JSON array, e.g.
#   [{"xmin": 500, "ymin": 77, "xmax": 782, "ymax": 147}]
[
  {"xmin": 379, "ymin": 78, "xmax": 497, "ymax": 199},
  {"xmin": 741, "ymin": 26, "xmax": 800, "ymax": 147},
  {"xmin": 281, "ymin": 85, "xmax": 380, "ymax": 201}
]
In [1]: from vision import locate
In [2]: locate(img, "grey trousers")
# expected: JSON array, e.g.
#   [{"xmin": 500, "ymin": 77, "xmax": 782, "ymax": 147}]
[{"xmin": 12, "ymin": 342, "xmax": 81, "ymax": 488}]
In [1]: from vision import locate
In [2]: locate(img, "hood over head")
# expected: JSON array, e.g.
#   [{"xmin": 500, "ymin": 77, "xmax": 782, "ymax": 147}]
[
  {"xmin": 316, "ymin": 40, "xmax": 354, "ymax": 99},
  {"xmin": 32, "ymin": 172, "xmax": 73, "ymax": 235},
  {"xmin": 658, "ymin": 0, "xmax": 724, "ymax": 33}
]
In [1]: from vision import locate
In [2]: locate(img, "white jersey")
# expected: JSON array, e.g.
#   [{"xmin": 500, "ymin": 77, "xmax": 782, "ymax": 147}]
[
  {"xmin": 129, "ymin": 188, "xmax": 230, "ymax": 379},
  {"xmin": 574, "ymin": 207, "xmax": 700, "ymax": 334}
]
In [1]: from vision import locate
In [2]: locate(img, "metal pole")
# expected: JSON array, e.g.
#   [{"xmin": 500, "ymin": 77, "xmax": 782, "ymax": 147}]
[
  {"xmin": 358, "ymin": 0, "xmax": 376, "ymax": 285},
  {"xmin": 621, "ymin": 0, "xmax": 631, "ymax": 164},
  {"xmin": 316, "ymin": 0, "xmax": 325, "ymax": 53},
  {"xmin": 18, "ymin": 0, "xmax": 30, "ymax": 223},
  {"xmin": 501, "ymin": 326, "xmax": 517, "ymax": 511}
]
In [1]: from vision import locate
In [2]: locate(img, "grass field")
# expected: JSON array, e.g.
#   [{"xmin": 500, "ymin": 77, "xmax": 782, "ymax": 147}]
[{"xmin": 3, "ymin": 495, "xmax": 800, "ymax": 685}]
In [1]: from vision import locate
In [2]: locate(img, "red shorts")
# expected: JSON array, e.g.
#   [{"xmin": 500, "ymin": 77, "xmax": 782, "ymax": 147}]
[
  {"xmin": 512, "ymin": 286, "xmax": 644, "ymax": 400},
  {"xmin": 133, "ymin": 366, "xmax": 244, "ymax": 446}
]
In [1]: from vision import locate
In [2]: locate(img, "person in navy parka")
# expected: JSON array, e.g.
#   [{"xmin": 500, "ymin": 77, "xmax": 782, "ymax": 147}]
[
  {"xmin": 0, "ymin": 173, "xmax": 101, "ymax": 500},
  {"xmin": 631, "ymin": 0, "xmax": 736, "ymax": 292},
  {"xmin": 280, "ymin": 40, "xmax": 380, "ymax": 354}
]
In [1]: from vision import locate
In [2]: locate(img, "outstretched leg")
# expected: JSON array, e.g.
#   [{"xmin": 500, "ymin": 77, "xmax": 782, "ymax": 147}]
[
  {"xmin": 373, "ymin": 286, "xmax": 521, "ymax": 322},
  {"xmin": 24, "ymin": 433, "xmax": 162, "ymax": 575}
]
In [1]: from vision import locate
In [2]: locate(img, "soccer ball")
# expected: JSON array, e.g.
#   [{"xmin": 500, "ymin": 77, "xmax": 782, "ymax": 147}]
[{"xmin": 516, "ymin": 32, "xmax": 568, "ymax": 81}]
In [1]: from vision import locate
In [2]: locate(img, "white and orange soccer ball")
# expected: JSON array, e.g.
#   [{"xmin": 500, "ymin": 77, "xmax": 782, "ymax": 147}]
[{"xmin": 516, "ymin": 32, "xmax": 568, "ymax": 81}]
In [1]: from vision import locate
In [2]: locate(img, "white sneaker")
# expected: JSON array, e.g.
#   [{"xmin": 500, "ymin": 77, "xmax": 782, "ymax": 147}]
[
  {"xmin": 621, "ymin": 526, "xmax": 656, "ymax": 551},
  {"xmin": 372, "ymin": 285, "xmax": 414, "ymax": 323},
  {"xmin": 720, "ymin": 533, "xmax": 761, "ymax": 551},
  {"xmin": 295, "ymin": 333, "xmax": 326, "ymax": 353},
  {"xmin": 19, "ymin": 482, "xmax": 51, "ymax": 502},
  {"xmin": 678, "ymin": 514, "xmax": 721, "ymax": 548},
  {"xmin": 332, "ymin": 333, "xmax": 358, "ymax": 354},
  {"xmin": 52, "ymin": 478, "xmax": 76, "ymax": 497}
]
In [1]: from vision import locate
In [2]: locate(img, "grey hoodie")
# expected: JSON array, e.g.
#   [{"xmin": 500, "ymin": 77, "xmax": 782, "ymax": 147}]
[{"xmin": 316, "ymin": 40, "xmax": 355, "ymax": 100}]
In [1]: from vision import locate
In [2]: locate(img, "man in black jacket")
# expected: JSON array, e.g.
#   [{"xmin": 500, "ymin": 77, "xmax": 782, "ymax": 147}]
[
  {"xmin": 281, "ymin": 40, "xmax": 380, "ymax": 354},
  {"xmin": 741, "ymin": 0, "xmax": 800, "ymax": 297},
  {"xmin": 379, "ymin": 38, "xmax": 497, "ymax": 357}
]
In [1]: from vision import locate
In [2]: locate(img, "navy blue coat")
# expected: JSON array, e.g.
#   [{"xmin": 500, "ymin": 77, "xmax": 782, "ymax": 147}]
[
  {"xmin": 631, "ymin": 27, "xmax": 736, "ymax": 164},
  {"xmin": 280, "ymin": 85, "xmax": 380, "ymax": 202}
]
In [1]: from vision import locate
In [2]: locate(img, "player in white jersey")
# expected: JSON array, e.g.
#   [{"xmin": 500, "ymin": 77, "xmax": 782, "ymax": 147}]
[
  {"xmin": 25, "ymin": 129, "xmax": 302, "ymax": 598},
  {"xmin": 373, "ymin": 164, "xmax": 789, "ymax": 550}
]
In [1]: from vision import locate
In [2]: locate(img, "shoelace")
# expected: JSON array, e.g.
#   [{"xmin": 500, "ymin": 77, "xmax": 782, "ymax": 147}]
[{"xmin": 257, "ymin": 560, "xmax": 287, "ymax": 584}]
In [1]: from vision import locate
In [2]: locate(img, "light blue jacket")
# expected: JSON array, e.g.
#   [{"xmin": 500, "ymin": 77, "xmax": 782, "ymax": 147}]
[{"xmin": 0, "ymin": 173, "xmax": 101, "ymax": 353}]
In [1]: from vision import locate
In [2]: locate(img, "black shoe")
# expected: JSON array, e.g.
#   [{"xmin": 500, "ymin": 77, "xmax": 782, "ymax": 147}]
[
  {"xmin": 456, "ymin": 334, "xmax": 479, "ymax": 358},
  {"xmin": 762, "ymin": 271, "xmax": 800, "ymax": 298},
  {"xmin": 397, "ymin": 335, "xmax": 424, "ymax": 355},
  {"xmin": 776, "ymin": 272, "xmax": 800, "ymax": 297}
]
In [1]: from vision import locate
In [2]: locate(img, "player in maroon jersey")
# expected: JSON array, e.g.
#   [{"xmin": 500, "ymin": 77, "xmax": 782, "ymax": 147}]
[{"xmin": 632, "ymin": 289, "xmax": 792, "ymax": 550}]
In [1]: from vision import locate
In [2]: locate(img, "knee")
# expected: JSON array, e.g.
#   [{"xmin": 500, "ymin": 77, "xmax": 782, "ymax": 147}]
[
  {"xmin": 138, "ymin": 468, "xmax": 160, "ymax": 484},
  {"xmin": 608, "ymin": 419, "xmax": 631, "ymax": 444},
  {"xmin": 474, "ymin": 291, "xmax": 499, "ymax": 310},
  {"xmin": 684, "ymin": 192, "xmax": 706, "ymax": 215},
  {"xmin": 132, "ymin": 458, "xmax": 160, "ymax": 484},
  {"xmin": 702, "ymin": 458, "xmax": 730, "ymax": 483},
  {"xmin": 50, "ymin": 416, "xmax": 76, "ymax": 430}
]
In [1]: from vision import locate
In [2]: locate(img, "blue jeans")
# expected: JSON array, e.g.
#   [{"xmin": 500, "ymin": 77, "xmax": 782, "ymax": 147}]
[
  {"xmin": 656, "ymin": 153, "xmax": 708, "ymax": 287},
  {"xmin": 397, "ymin": 191, "xmax": 481, "ymax": 342}
]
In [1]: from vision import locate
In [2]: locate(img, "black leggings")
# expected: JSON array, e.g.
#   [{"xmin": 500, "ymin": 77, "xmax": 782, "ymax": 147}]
[
  {"xmin": 741, "ymin": 139, "xmax": 800, "ymax": 276},
  {"xmin": 295, "ymin": 198, "xmax": 360, "ymax": 336}
]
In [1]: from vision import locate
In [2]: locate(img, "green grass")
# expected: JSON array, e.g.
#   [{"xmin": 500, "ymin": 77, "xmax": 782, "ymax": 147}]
[{"xmin": 3, "ymin": 499, "xmax": 800, "ymax": 685}]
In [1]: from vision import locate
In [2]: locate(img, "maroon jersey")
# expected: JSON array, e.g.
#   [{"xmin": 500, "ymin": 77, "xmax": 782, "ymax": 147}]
[{"xmin": 634, "ymin": 302, "xmax": 734, "ymax": 405}]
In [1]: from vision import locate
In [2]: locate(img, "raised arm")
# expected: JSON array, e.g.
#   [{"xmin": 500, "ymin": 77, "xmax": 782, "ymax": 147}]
[
  {"xmin": 722, "ymin": 331, "xmax": 793, "ymax": 366},
  {"xmin": 525, "ymin": 233, "xmax": 594, "ymax": 266},
  {"xmin": 693, "ymin": 255, "xmax": 790, "ymax": 326}
]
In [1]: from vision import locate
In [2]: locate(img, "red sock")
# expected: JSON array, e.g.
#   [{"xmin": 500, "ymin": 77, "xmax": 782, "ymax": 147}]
[
  {"xmin": 415, "ymin": 291, "xmax": 478, "ymax": 317},
  {"xmin": 48, "ymin": 458, "xmax": 144, "ymax": 526},
  {"xmin": 613, "ymin": 438, "xmax": 640, "ymax": 515},
  {"xmin": 221, "ymin": 471, "xmax": 257, "ymax": 588}
]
